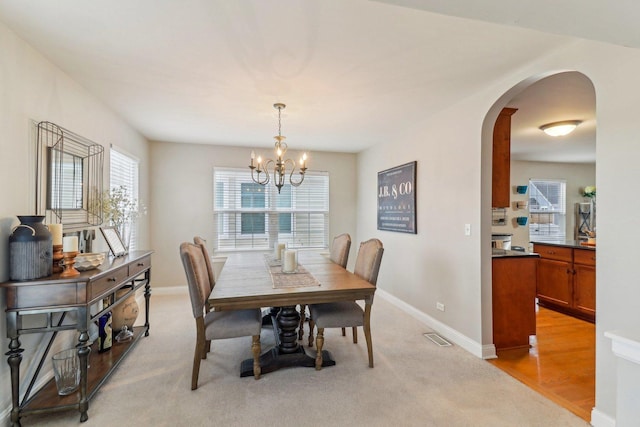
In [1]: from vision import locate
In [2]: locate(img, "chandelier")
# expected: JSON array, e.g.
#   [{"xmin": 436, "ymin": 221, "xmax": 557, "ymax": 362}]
[{"xmin": 249, "ymin": 103, "xmax": 307, "ymax": 193}]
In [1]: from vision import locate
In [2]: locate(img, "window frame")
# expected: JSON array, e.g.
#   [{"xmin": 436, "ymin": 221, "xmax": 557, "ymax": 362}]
[{"xmin": 213, "ymin": 167, "xmax": 329, "ymax": 252}]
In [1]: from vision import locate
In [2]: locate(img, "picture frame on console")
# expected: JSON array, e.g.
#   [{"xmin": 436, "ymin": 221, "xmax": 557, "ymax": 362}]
[{"xmin": 100, "ymin": 226, "xmax": 128, "ymax": 257}]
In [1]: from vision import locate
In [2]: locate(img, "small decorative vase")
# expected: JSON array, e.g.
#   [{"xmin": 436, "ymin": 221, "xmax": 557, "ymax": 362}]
[{"xmin": 9, "ymin": 215, "xmax": 53, "ymax": 280}]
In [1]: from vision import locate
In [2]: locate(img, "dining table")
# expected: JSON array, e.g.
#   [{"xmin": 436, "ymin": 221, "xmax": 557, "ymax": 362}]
[{"xmin": 208, "ymin": 250, "xmax": 376, "ymax": 376}]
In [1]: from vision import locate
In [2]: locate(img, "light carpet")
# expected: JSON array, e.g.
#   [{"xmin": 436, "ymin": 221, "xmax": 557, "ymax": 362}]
[{"xmin": 25, "ymin": 293, "xmax": 589, "ymax": 426}]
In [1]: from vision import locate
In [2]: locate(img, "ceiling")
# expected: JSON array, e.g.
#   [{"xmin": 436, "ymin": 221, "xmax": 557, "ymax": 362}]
[{"xmin": 1, "ymin": 1, "xmax": 633, "ymax": 162}]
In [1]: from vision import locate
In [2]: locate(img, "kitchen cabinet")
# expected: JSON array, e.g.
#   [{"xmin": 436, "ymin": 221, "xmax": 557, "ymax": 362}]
[
  {"xmin": 533, "ymin": 243, "xmax": 595, "ymax": 322},
  {"xmin": 573, "ymin": 248, "xmax": 596, "ymax": 317},
  {"xmin": 492, "ymin": 254, "xmax": 538, "ymax": 351},
  {"xmin": 492, "ymin": 107, "xmax": 518, "ymax": 208}
]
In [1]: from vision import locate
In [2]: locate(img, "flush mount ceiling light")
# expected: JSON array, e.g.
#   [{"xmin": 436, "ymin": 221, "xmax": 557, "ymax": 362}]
[
  {"xmin": 249, "ymin": 103, "xmax": 307, "ymax": 194},
  {"xmin": 540, "ymin": 120, "xmax": 582, "ymax": 137}
]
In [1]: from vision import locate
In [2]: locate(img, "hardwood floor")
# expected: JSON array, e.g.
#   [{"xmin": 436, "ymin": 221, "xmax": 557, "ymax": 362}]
[{"xmin": 488, "ymin": 306, "xmax": 595, "ymax": 422}]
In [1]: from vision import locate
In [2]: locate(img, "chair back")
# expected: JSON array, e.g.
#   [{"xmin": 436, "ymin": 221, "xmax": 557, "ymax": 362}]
[
  {"xmin": 354, "ymin": 238, "xmax": 384, "ymax": 286},
  {"xmin": 180, "ymin": 242, "xmax": 211, "ymax": 319},
  {"xmin": 329, "ymin": 233, "xmax": 351, "ymax": 268},
  {"xmin": 194, "ymin": 236, "xmax": 215, "ymax": 291}
]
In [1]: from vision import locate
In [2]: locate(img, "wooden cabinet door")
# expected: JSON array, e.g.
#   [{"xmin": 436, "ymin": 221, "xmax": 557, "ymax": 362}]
[
  {"xmin": 574, "ymin": 264, "xmax": 596, "ymax": 317},
  {"xmin": 537, "ymin": 258, "xmax": 572, "ymax": 307},
  {"xmin": 491, "ymin": 108, "xmax": 517, "ymax": 208}
]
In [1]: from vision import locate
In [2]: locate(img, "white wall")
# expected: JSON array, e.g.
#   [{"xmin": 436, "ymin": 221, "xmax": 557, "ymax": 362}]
[
  {"xmin": 149, "ymin": 141, "xmax": 357, "ymax": 288},
  {"xmin": 0, "ymin": 22, "xmax": 150, "ymax": 418},
  {"xmin": 357, "ymin": 38, "xmax": 640, "ymax": 423},
  {"xmin": 494, "ymin": 160, "xmax": 596, "ymax": 249}
]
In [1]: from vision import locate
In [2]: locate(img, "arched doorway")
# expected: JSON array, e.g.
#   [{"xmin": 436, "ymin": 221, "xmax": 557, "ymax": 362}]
[{"xmin": 482, "ymin": 71, "xmax": 596, "ymax": 421}]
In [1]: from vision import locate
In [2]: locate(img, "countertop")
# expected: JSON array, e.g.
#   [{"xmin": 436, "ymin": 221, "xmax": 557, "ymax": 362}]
[
  {"xmin": 530, "ymin": 240, "xmax": 596, "ymax": 251},
  {"xmin": 492, "ymin": 248, "xmax": 540, "ymax": 258}
]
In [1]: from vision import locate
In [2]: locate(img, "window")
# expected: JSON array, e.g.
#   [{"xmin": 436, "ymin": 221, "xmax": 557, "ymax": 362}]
[
  {"xmin": 110, "ymin": 147, "xmax": 140, "ymax": 250},
  {"xmin": 528, "ymin": 179, "xmax": 566, "ymax": 243},
  {"xmin": 213, "ymin": 168, "xmax": 329, "ymax": 251}
]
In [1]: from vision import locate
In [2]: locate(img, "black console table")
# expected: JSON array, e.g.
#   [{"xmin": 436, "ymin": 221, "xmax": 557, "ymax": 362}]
[{"xmin": 0, "ymin": 250, "xmax": 153, "ymax": 426}]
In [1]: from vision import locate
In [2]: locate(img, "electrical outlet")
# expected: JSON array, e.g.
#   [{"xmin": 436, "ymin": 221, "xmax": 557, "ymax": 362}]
[
  {"xmin": 436, "ymin": 302, "xmax": 445, "ymax": 312},
  {"xmin": 464, "ymin": 223, "xmax": 471, "ymax": 236}
]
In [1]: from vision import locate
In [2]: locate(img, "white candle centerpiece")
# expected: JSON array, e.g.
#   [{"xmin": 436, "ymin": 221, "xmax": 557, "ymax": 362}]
[
  {"xmin": 62, "ymin": 236, "xmax": 78, "ymax": 253},
  {"xmin": 283, "ymin": 249, "xmax": 297, "ymax": 273},
  {"xmin": 275, "ymin": 242, "xmax": 286, "ymax": 260}
]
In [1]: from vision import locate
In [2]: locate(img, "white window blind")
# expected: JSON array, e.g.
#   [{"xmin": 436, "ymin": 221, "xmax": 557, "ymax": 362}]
[
  {"xmin": 213, "ymin": 168, "xmax": 329, "ymax": 251},
  {"xmin": 110, "ymin": 147, "xmax": 139, "ymax": 250},
  {"xmin": 529, "ymin": 178, "xmax": 566, "ymax": 243}
]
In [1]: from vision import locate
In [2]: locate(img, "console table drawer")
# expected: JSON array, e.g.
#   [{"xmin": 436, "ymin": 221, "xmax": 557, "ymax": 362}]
[
  {"xmin": 6, "ymin": 282, "xmax": 80, "ymax": 309},
  {"xmin": 128, "ymin": 255, "xmax": 151, "ymax": 277},
  {"xmin": 90, "ymin": 266, "xmax": 129, "ymax": 300}
]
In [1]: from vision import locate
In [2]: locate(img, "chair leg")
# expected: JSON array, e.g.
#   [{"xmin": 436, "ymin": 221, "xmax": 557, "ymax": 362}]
[
  {"xmin": 308, "ymin": 319, "xmax": 315, "ymax": 347},
  {"xmin": 315, "ymin": 328, "xmax": 325, "ymax": 370},
  {"xmin": 352, "ymin": 326, "xmax": 358, "ymax": 343},
  {"xmin": 364, "ymin": 323, "xmax": 373, "ymax": 368},
  {"xmin": 204, "ymin": 339, "xmax": 211, "ymax": 359},
  {"xmin": 251, "ymin": 335, "xmax": 261, "ymax": 380},
  {"xmin": 298, "ymin": 304, "xmax": 306, "ymax": 340},
  {"xmin": 341, "ymin": 327, "xmax": 346, "ymax": 336},
  {"xmin": 192, "ymin": 339, "xmax": 204, "ymax": 390}
]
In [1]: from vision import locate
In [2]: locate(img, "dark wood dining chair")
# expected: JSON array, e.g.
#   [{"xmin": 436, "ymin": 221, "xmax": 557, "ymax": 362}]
[
  {"xmin": 309, "ymin": 238, "xmax": 383, "ymax": 370},
  {"xmin": 298, "ymin": 233, "xmax": 351, "ymax": 340},
  {"xmin": 180, "ymin": 242, "xmax": 262, "ymax": 389}
]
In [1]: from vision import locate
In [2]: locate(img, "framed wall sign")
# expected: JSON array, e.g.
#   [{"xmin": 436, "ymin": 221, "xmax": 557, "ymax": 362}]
[
  {"xmin": 377, "ymin": 161, "xmax": 417, "ymax": 234},
  {"xmin": 100, "ymin": 226, "xmax": 128, "ymax": 257}
]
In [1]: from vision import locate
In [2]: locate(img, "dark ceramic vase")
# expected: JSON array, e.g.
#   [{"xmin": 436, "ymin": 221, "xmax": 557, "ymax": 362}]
[{"xmin": 9, "ymin": 215, "xmax": 53, "ymax": 280}]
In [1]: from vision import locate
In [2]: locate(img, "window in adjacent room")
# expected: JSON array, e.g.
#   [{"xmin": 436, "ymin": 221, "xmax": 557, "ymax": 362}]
[
  {"xmin": 528, "ymin": 178, "xmax": 566, "ymax": 243},
  {"xmin": 110, "ymin": 147, "xmax": 140, "ymax": 250},
  {"xmin": 213, "ymin": 168, "xmax": 329, "ymax": 251}
]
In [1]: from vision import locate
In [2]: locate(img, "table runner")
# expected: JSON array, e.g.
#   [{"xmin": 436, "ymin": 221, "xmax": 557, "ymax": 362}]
[{"xmin": 264, "ymin": 254, "xmax": 321, "ymax": 289}]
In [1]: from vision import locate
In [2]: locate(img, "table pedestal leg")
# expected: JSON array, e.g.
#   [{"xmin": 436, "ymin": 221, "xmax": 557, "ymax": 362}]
[{"xmin": 240, "ymin": 305, "xmax": 335, "ymax": 377}]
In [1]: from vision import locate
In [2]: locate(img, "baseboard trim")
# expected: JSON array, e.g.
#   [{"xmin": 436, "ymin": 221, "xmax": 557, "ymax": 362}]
[
  {"xmin": 376, "ymin": 288, "xmax": 486, "ymax": 359},
  {"xmin": 1, "ymin": 371, "xmax": 54, "ymax": 426},
  {"xmin": 151, "ymin": 285, "xmax": 188, "ymax": 296},
  {"xmin": 591, "ymin": 407, "xmax": 616, "ymax": 427}
]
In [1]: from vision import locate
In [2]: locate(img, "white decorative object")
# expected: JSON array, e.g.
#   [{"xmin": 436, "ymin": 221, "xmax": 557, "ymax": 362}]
[
  {"xmin": 283, "ymin": 249, "xmax": 297, "ymax": 273},
  {"xmin": 275, "ymin": 242, "xmax": 286, "ymax": 260},
  {"xmin": 62, "ymin": 236, "xmax": 78, "ymax": 253},
  {"xmin": 48, "ymin": 224, "xmax": 63, "ymax": 245},
  {"xmin": 75, "ymin": 252, "xmax": 106, "ymax": 271}
]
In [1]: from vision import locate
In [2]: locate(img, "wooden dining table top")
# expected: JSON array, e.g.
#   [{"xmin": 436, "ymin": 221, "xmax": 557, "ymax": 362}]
[{"xmin": 209, "ymin": 251, "xmax": 376, "ymax": 310}]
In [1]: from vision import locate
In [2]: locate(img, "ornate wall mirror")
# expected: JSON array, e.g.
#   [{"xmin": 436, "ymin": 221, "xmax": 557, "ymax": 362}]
[{"xmin": 36, "ymin": 121, "xmax": 104, "ymax": 229}]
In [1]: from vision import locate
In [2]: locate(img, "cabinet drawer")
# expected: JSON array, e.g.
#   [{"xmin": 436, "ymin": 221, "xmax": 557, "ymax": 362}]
[
  {"xmin": 129, "ymin": 255, "xmax": 151, "ymax": 277},
  {"xmin": 574, "ymin": 248, "xmax": 596, "ymax": 266},
  {"xmin": 90, "ymin": 266, "xmax": 129, "ymax": 300},
  {"xmin": 533, "ymin": 244, "xmax": 572, "ymax": 262}
]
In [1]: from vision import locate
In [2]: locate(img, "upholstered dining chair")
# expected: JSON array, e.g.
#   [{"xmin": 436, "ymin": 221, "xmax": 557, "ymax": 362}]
[
  {"xmin": 194, "ymin": 236, "xmax": 215, "ymax": 355},
  {"xmin": 308, "ymin": 238, "xmax": 384, "ymax": 370},
  {"xmin": 193, "ymin": 236, "xmax": 215, "ymax": 296},
  {"xmin": 298, "ymin": 233, "xmax": 352, "ymax": 340},
  {"xmin": 180, "ymin": 242, "xmax": 262, "ymax": 389}
]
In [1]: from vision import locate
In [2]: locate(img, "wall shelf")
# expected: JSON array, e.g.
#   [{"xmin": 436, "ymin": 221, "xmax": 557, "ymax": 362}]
[{"xmin": 492, "ymin": 208, "xmax": 507, "ymax": 226}]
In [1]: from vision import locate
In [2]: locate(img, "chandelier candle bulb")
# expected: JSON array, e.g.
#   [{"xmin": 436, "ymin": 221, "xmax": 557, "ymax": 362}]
[{"xmin": 62, "ymin": 236, "xmax": 78, "ymax": 253}]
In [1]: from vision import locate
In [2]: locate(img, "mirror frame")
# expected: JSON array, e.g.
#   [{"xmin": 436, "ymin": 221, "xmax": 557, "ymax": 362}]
[{"xmin": 35, "ymin": 121, "xmax": 104, "ymax": 230}]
